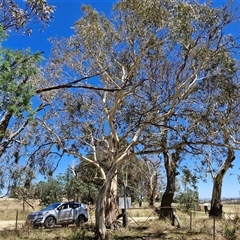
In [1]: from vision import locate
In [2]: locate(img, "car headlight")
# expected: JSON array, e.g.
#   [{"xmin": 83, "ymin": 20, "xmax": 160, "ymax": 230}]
[
  {"xmin": 35, "ymin": 213, "xmax": 44, "ymax": 222},
  {"xmin": 35, "ymin": 212, "xmax": 44, "ymax": 220}
]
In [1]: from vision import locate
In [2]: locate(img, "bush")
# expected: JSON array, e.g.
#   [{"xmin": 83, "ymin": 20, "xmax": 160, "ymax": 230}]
[{"xmin": 223, "ymin": 227, "xmax": 237, "ymax": 240}]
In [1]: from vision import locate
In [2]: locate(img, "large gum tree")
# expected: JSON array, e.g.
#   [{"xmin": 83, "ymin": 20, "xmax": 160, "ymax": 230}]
[{"xmin": 29, "ymin": 0, "xmax": 240, "ymax": 239}]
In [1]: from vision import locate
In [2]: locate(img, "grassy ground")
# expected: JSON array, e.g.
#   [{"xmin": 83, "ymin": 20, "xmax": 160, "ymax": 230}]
[
  {"xmin": 0, "ymin": 199, "xmax": 240, "ymax": 239},
  {"xmin": 0, "ymin": 216, "xmax": 239, "ymax": 240},
  {"xmin": 0, "ymin": 198, "xmax": 40, "ymax": 221}
]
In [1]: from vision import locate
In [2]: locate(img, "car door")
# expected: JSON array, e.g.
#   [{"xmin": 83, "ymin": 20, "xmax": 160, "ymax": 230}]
[{"xmin": 57, "ymin": 203, "xmax": 73, "ymax": 223}]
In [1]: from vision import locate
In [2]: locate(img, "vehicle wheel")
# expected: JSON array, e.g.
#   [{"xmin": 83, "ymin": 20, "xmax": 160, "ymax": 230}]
[
  {"xmin": 76, "ymin": 215, "xmax": 85, "ymax": 227},
  {"xmin": 44, "ymin": 216, "xmax": 56, "ymax": 228},
  {"xmin": 33, "ymin": 224, "xmax": 39, "ymax": 229}
]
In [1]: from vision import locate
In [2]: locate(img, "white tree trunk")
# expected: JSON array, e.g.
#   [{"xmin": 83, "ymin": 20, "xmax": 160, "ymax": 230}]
[
  {"xmin": 95, "ymin": 165, "xmax": 117, "ymax": 240},
  {"xmin": 95, "ymin": 184, "xmax": 107, "ymax": 240},
  {"xmin": 105, "ymin": 173, "xmax": 117, "ymax": 228}
]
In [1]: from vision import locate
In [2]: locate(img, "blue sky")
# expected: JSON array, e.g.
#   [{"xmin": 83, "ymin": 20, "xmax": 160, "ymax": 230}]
[
  {"xmin": 4, "ymin": 0, "xmax": 240, "ymax": 199},
  {"xmin": 4, "ymin": 1, "xmax": 117, "ymax": 55}
]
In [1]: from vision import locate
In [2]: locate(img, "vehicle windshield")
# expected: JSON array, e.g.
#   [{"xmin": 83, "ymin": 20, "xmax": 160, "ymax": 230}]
[{"xmin": 41, "ymin": 203, "xmax": 61, "ymax": 211}]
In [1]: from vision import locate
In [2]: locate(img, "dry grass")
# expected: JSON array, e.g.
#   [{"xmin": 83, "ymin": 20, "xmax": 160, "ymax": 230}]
[
  {"xmin": 123, "ymin": 207, "xmax": 156, "ymax": 218},
  {"xmin": 0, "ymin": 199, "xmax": 240, "ymax": 239},
  {"xmin": 0, "ymin": 198, "xmax": 40, "ymax": 221},
  {"xmin": 0, "ymin": 217, "xmax": 237, "ymax": 240},
  {"xmin": 0, "ymin": 225, "xmax": 94, "ymax": 240}
]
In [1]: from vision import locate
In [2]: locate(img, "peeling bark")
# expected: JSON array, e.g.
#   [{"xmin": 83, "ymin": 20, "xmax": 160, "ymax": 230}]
[
  {"xmin": 95, "ymin": 165, "xmax": 117, "ymax": 240},
  {"xmin": 160, "ymin": 142, "xmax": 183, "ymax": 218},
  {"xmin": 105, "ymin": 174, "xmax": 117, "ymax": 229},
  {"xmin": 160, "ymin": 151, "xmax": 177, "ymax": 217}
]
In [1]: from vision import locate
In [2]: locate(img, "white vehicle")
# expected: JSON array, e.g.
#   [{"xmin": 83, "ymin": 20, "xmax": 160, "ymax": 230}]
[{"xmin": 26, "ymin": 201, "xmax": 88, "ymax": 228}]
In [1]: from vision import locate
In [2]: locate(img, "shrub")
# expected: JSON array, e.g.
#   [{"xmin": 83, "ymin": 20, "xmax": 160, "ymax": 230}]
[{"xmin": 223, "ymin": 227, "xmax": 237, "ymax": 240}]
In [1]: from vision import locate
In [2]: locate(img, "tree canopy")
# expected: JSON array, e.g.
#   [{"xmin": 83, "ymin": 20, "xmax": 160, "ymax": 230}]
[
  {"xmin": 0, "ymin": 0, "xmax": 55, "ymax": 34},
  {"xmin": 1, "ymin": 0, "xmax": 240, "ymax": 239},
  {"xmin": 31, "ymin": 1, "xmax": 240, "ymax": 238}
]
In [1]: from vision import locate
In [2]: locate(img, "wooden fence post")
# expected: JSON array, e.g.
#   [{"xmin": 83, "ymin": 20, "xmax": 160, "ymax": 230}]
[
  {"xmin": 212, "ymin": 217, "xmax": 215, "ymax": 240},
  {"xmin": 190, "ymin": 211, "xmax": 192, "ymax": 231},
  {"xmin": 15, "ymin": 210, "xmax": 18, "ymax": 229}
]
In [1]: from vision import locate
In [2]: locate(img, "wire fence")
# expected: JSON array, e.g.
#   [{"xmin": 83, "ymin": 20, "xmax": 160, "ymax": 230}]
[
  {"xmin": 176, "ymin": 209, "xmax": 239, "ymax": 240},
  {"xmin": 1, "ymin": 203, "xmax": 240, "ymax": 239},
  {"xmin": 133, "ymin": 206, "xmax": 240, "ymax": 240}
]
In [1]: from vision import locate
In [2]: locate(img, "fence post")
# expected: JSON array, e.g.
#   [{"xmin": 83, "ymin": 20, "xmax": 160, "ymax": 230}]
[
  {"xmin": 190, "ymin": 211, "xmax": 192, "ymax": 231},
  {"xmin": 15, "ymin": 209, "xmax": 18, "ymax": 229},
  {"xmin": 212, "ymin": 217, "xmax": 215, "ymax": 240}
]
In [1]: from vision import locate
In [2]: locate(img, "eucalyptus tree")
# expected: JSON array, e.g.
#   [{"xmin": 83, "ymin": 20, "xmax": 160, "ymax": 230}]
[
  {"xmin": 129, "ymin": 0, "xmax": 240, "ymax": 216},
  {"xmin": 197, "ymin": 146, "xmax": 235, "ymax": 217},
  {"xmin": 191, "ymin": 79, "xmax": 240, "ymax": 217},
  {"xmin": 134, "ymin": 157, "xmax": 161, "ymax": 207},
  {"xmin": 34, "ymin": 0, "xmax": 240, "ymax": 238},
  {"xmin": 0, "ymin": 0, "xmax": 55, "ymax": 34},
  {"xmin": 179, "ymin": 24, "xmax": 240, "ymax": 215},
  {"xmin": 117, "ymin": 155, "xmax": 162, "ymax": 205}
]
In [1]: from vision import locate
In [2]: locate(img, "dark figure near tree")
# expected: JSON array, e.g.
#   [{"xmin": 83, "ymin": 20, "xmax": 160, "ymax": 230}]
[
  {"xmin": 138, "ymin": 196, "xmax": 143, "ymax": 207},
  {"xmin": 204, "ymin": 203, "xmax": 209, "ymax": 214},
  {"xmin": 219, "ymin": 201, "xmax": 223, "ymax": 217}
]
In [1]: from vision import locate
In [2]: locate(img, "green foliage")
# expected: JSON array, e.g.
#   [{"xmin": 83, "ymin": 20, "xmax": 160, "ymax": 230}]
[
  {"xmin": 35, "ymin": 178, "xmax": 64, "ymax": 206},
  {"xmin": 175, "ymin": 189, "xmax": 199, "ymax": 213},
  {"xmin": 223, "ymin": 227, "xmax": 237, "ymax": 240},
  {"xmin": 65, "ymin": 177, "xmax": 99, "ymax": 204},
  {"xmin": 28, "ymin": 0, "xmax": 240, "ymax": 236},
  {"xmin": 222, "ymin": 216, "xmax": 239, "ymax": 240},
  {"xmin": 59, "ymin": 163, "xmax": 101, "ymax": 204},
  {"xmin": 0, "ymin": 48, "xmax": 42, "ymax": 117},
  {"xmin": 0, "ymin": 24, "xmax": 42, "ymax": 119},
  {"xmin": 68, "ymin": 229, "xmax": 89, "ymax": 240}
]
